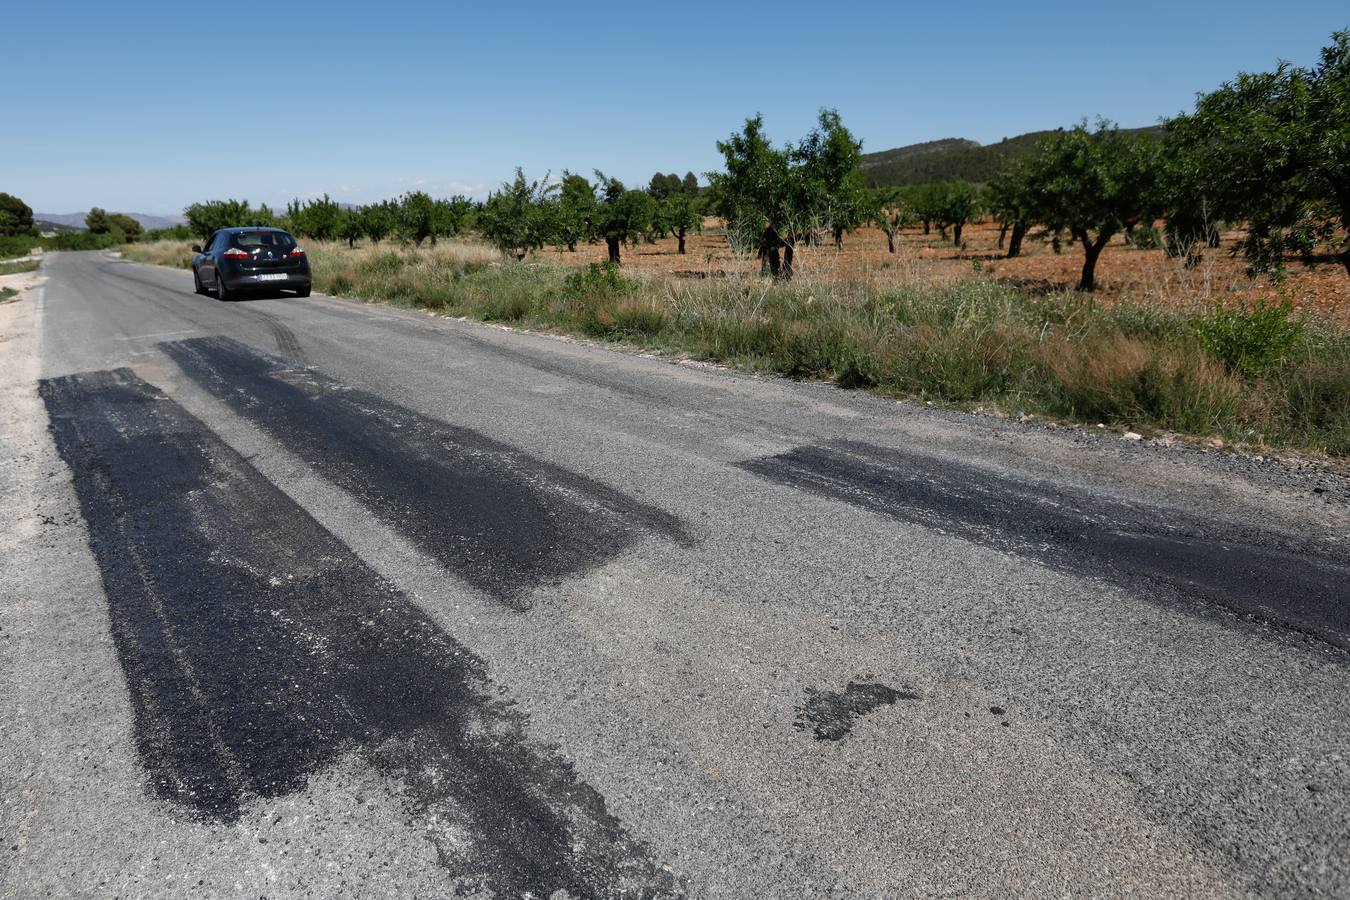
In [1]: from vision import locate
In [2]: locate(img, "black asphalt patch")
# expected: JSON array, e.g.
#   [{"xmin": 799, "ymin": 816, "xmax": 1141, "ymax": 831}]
[
  {"xmin": 162, "ymin": 336, "xmax": 689, "ymax": 608},
  {"xmin": 742, "ymin": 441, "xmax": 1350, "ymax": 650},
  {"xmin": 795, "ymin": 683, "xmax": 918, "ymax": 741},
  {"xmin": 40, "ymin": 369, "xmax": 679, "ymax": 897}
]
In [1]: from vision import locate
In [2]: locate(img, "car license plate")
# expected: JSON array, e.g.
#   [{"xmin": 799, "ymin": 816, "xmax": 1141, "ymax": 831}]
[{"xmin": 257, "ymin": 273, "xmax": 288, "ymax": 282}]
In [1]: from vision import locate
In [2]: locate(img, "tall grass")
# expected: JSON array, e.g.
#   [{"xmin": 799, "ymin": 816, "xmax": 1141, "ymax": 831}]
[{"xmin": 123, "ymin": 239, "xmax": 1350, "ymax": 457}]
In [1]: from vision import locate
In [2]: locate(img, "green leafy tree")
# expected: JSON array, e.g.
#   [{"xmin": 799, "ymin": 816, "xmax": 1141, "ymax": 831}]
[
  {"xmin": 654, "ymin": 191, "xmax": 702, "ymax": 254},
  {"xmin": 286, "ymin": 194, "xmax": 343, "ymax": 240},
  {"xmin": 796, "ymin": 109, "xmax": 868, "ymax": 249},
  {"xmin": 430, "ymin": 195, "xmax": 475, "ymax": 244},
  {"xmin": 337, "ymin": 208, "xmax": 365, "ymax": 248},
  {"xmin": 707, "ymin": 115, "xmax": 808, "ymax": 278},
  {"xmin": 986, "ymin": 160, "xmax": 1035, "ymax": 257},
  {"xmin": 1020, "ymin": 122, "xmax": 1164, "ymax": 290},
  {"xmin": 1165, "ymin": 30, "xmax": 1350, "ymax": 278},
  {"xmin": 908, "ymin": 183, "xmax": 944, "ymax": 235},
  {"xmin": 397, "ymin": 191, "xmax": 438, "ymax": 246},
  {"xmin": 479, "ymin": 169, "xmax": 557, "ymax": 260},
  {"xmin": 0, "ymin": 193, "xmax": 36, "ymax": 237},
  {"xmin": 106, "ymin": 213, "xmax": 143, "ymax": 242},
  {"xmin": 85, "ymin": 207, "xmax": 111, "ymax": 233},
  {"xmin": 360, "ymin": 200, "xmax": 398, "ymax": 243},
  {"xmin": 592, "ymin": 173, "xmax": 655, "ymax": 265},
  {"xmin": 184, "ymin": 200, "xmax": 277, "ymax": 239},
  {"xmin": 647, "ymin": 172, "xmax": 684, "ymax": 200},
  {"xmin": 554, "ymin": 172, "xmax": 596, "ymax": 252},
  {"xmin": 930, "ymin": 181, "xmax": 982, "ymax": 245},
  {"xmin": 871, "ymin": 187, "xmax": 915, "ymax": 253},
  {"xmin": 681, "ymin": 171, "xmax": 699, "ymax": 194}
]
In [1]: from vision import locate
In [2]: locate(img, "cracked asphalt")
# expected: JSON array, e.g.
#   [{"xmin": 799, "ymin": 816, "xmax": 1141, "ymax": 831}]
[{"xmin": 2, "ymin": 251, "xmax": 1348, "ymax": 897}]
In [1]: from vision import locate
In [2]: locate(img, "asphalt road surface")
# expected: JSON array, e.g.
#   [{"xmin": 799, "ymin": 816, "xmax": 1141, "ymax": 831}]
[{"xmin": 3, "ymin": 250, "xmax": 1349, "ymax": 898}]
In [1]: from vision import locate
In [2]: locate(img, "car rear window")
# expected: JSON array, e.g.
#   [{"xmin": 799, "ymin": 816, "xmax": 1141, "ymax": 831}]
[{"xmin": 230, "ymin": 231, "xmax": 296, "ymax": 251}]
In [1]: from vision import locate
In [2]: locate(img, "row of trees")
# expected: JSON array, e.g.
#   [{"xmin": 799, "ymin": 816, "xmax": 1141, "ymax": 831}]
[
  {"xmin": 85, "ymin": 208, "xmax": 143, "ymax": 241},
  {"xmin": 185, "ymin": 170, "xmax": 706, "ymax": 265},
  {"xmin": 171, "ymin": 29, "xmax": 1348, "ymax": 292}
]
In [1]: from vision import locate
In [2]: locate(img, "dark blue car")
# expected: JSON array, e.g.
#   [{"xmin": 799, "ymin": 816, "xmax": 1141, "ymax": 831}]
[{"xmin": 192, "ymin": 227, "xmax": 312, "ymax": 299}]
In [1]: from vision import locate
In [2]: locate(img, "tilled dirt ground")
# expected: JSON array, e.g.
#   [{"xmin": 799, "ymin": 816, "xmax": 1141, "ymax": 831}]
[{"xmin": 547, "ymin": 221, "xmax": 1350, "ymax": 324}]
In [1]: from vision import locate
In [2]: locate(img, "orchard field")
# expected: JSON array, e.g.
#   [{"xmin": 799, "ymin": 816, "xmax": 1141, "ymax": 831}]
[{"xmin": 548, "ymin": 218, "xmax": 1350, "ymax": 325}]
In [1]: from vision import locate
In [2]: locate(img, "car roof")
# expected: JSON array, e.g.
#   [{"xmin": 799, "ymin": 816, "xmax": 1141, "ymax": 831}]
[{"xmin": 220, "ymin": 226, "xmax": 289, "ymax": 233}]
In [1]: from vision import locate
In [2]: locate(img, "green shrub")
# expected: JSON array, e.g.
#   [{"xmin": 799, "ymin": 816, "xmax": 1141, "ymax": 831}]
[
  {"xmin": 563, "ymin": 262, "xmax": 638, "ymax": 300},
  {"xmin": 1193, "ymin": 299, "xmax": 1304, "ymax": 375}
]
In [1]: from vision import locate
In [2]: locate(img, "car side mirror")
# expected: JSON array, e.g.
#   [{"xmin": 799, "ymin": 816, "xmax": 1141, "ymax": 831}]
[{"xmin": 191, "ymin": 244, "xmax": 202, "ymax": 253}]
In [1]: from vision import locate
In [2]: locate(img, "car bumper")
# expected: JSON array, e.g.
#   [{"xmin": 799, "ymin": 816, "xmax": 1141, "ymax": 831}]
[{"xmin": 221, "ymin": 269, "xmax": 312, "ymax": 291}]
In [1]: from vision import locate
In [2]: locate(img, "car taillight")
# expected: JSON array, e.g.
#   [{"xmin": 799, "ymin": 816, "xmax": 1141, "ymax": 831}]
[
  {"xmin": 222, "ymin": 248, "xmax": 248, "ymax": 259},
  {"xmin": 288, "ymin": 247, "xmax": 305, "ymax": 258}
]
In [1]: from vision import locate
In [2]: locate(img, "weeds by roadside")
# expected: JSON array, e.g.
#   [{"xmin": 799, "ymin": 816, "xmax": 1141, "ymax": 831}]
[
  {"xmin": 0, "ymin": 259, "xmax": 40, "ymax": 277},
  {"xmin": 122, "ymin": 239, "xmax": 1350, "ymax": 457},
  {"xmin": 0, "ymin": 287, "xmax": 18, "ymax": 303}
]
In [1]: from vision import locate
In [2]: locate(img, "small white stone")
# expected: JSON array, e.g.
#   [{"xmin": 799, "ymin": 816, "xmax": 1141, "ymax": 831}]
[{"xmin": 1123, "ymin": 432, "xmax": 1143, "ymax": 441}]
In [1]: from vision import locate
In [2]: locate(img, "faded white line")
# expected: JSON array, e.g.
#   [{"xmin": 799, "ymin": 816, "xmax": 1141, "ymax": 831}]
[{"xmin": 118, "ymin": 329, "xmax": 200, "ymax": 341}]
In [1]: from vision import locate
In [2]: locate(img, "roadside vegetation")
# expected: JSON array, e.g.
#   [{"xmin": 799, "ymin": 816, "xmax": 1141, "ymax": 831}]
[
  {"xmin": 113, "ymin": 29, "xmax": 1350, "ymax": 458},
  {"xmin": 0, "ymin": 258, "xmax": 40, "ymax": 276},
  {"xmin": 126, "ymin": 236, "xmax": 1350, "ymax": 457}
]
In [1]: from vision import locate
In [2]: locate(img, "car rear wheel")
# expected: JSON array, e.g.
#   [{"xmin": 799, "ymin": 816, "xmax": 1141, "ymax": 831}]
[{"xmin": 295, "ymin": 285, "xmax": 311, "ymax": 298}]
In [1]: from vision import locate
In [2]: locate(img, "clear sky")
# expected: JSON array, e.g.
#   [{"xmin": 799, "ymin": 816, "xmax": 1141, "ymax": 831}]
[{"xmin": 5, "ymin": 1, "xmax": 1346, "ymax": 215}]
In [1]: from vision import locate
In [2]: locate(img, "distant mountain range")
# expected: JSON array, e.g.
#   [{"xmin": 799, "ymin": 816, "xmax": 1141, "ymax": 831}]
[
  {"xmin": 35, "ymin": 212, "xmax": 186, "ymax": 232},
  {"xmin": 861, "ymin": 126, "xmax": 1164, "ymax": 187}
]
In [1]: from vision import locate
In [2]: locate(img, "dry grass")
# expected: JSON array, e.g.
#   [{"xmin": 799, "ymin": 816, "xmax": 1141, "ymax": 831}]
[{"xmin": 122, "ymin": 236, "xmax": 1350, "ymax": 457}]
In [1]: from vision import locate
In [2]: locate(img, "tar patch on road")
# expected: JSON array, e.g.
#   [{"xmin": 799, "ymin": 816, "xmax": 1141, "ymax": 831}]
[
  {"xmin": 795, "ymin": 682, "xmax": 918, "ymax": 741},
  {"xmin": 161, "ymin": 337, "xmax": 689, "ymax": 608},
  {"xmin": 742, "ymin": 441, "xmax": 1350, "ymax": 650},
  {"xmin": 40, "ymin": 369, "xmax": 679, "ymax": 897}
]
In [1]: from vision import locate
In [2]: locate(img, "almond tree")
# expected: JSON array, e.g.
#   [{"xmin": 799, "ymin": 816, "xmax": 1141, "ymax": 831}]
[
  {"xmin": 708, "ymin": 116, "xmax": 821, "ymax": 278},
  {"xmin": 871, "ymin": 187, "xmax": 915, "ymax": 253},
  {"xmin": 591, "ymin": 173, "xmax": 655, "ymax": 265},
  {"xmin": 479, "ymin": 169, "xmax": 557, "ymax": 261},
  {"xmin": 1021, "ymin": 122, "xmax": 1163, "ymax": 290},
  {"xmin": 796, "ymin": 109, "xmax": 868, "ymax": 249},
  {"xmin": 1166, "ymin": 30, "xmax": 1350, "ymax": 278}
]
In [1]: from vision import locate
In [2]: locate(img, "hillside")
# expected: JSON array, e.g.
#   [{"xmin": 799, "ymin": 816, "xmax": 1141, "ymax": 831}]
[{"xmin": 861, "ymin": 126, "xmax": 1163, "ymax": 186}]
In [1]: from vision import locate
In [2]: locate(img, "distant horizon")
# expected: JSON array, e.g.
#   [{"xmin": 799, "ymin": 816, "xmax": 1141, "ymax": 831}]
[{"xmin": 7, "ymin": 1, "xmax": 1346, "ymax": 213}]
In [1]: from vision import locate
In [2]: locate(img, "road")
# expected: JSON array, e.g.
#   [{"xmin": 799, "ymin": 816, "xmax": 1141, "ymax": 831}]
[{"xmin": 2, "ymin": 250, "xmax": 1348, "ymax": 898}]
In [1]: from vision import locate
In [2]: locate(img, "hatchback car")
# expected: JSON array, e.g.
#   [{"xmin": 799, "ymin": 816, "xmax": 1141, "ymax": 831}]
[{"xmin": 192, "ymin": 227, "xmax": 312, "ymax": 299}]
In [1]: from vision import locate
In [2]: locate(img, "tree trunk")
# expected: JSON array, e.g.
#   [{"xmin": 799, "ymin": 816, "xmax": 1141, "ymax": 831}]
[
  {"xmin": 938, "ymin": 225, "xmax": 948, "ymax": 241},
  {"xmin": 782, "ymin": 242, "xmax": 795, "ymax": 281},
  {"xmin": 1007, "ymin": 222, "xmax": 1026, "ymax": 258},
  {"xmin": 567, "ymin": 240, "xmax": 577, "ymax": 252},
  {"xmin": 833, "ymin": 225, "xmax": 844, "ymax": 250},
  {"xmin": 953, "ymin": 223, "xmax": 963, "ymax": 246},
  {"xmin": 606, "ymin": 237, "xmax": 621, "ymax": 265},
  {"xmin": 348, "ymin": 236, "xmax": 356, "ymax": 248},
  {"xmin": 997, "ymin": 223, "xmax": 1008, "ymax": 249},
  {"xmin": 430, "ymin": 233, "xmax": 437, "ymax": 247},
  {"xmin": 886, "ymin": 232, "xmax": 896, "ymax": 254},
  {"xmin": 922, "ymin": 220, "xmax": 930, "ymax": 235},
  {"xmin": 1078, "ymin": 234, "xmax": 1105, "ymax": 291},
  {"xmin": 677, "ymin": 227, "xmax": 687, "ymax": 255}
]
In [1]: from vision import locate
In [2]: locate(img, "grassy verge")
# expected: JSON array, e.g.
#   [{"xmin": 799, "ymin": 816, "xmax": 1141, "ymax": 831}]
[
  {"xmin": 0, "ymin": 259, "xmax": 40, "ymax": 276},
  {"xmin": 124, "ymin": 239, "xmax": 1350, "ymax": 457},
  {"xmin": 0, "ymin": 286, "xmax": 17, "ymax": 303}
]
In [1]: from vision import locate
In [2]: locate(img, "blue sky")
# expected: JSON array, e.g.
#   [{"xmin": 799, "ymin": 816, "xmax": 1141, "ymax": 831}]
[{"xmin": 5, "ymin": 1, "xmax": 1346, "ymax": 215}]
